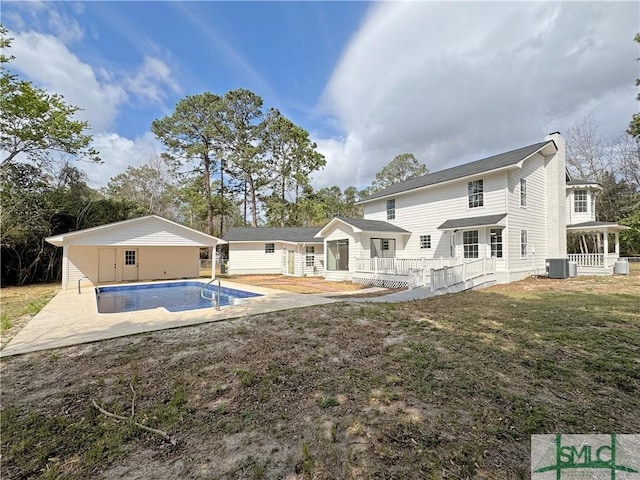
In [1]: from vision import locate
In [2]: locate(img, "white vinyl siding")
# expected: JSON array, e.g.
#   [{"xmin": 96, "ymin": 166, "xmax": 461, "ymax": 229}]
[
  {"xmin": 363, "ymin": 172, "xmax": 507, "ymax": 260},
  {"xmin": 228, "ymin": 242, "xmax": 284, "ymax": 275}
]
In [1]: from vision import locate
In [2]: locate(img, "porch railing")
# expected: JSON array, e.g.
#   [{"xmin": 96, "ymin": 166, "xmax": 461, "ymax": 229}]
[
  {"xmin": 355, "ymin": 257, "xmax": 459, "ymax": 275},
  {"xmin": 428, "ymin": 257, "xmax": 496, "ymax": 291},
  {"xmin": 567, "ymin": 254, "xmax": 618, "ymax": 268}
]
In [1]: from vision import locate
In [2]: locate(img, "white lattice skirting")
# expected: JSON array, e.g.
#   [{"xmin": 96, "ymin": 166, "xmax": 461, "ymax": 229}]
[{"xmin": 352, "ymin": 274, "xmax": 409, "ymax": 289}]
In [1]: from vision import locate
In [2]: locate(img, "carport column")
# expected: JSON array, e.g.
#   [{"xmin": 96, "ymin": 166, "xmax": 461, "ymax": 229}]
[
  {"xmin": 603, "ymin": 231, "xmax": 609, "ymax": 256},
  {"xmin": 615, "ymin": 232, "xmax": 620, "ymax": 256},
  {"xmin": 62, "ymin": 244, "xmax": 69, "ymax": 290}
]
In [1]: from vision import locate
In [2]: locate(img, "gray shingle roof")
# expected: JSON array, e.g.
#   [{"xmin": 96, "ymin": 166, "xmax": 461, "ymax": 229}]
[
  {"xmin": 438, "ymin": 213, "xmax": 507, "ymax": 230},
  {"xmin": 223, "ymin": 227, "xmax": 322, "ymax": 243},
  {"xmin": 567, "ymin": 221, "xmax": 623, "ymax": 228},
  {"xmin": 335, "ymin": 217, "xmax": 411, "ymax": 233},
  {"xmin": 360, "ymin": 141, "xmax": 552, "ymax": 202}
]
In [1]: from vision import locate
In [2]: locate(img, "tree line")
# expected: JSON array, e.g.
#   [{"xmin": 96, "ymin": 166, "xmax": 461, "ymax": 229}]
[{"xmin": 1, "ymin": 26, "xmax": 638, "ymax": 285}]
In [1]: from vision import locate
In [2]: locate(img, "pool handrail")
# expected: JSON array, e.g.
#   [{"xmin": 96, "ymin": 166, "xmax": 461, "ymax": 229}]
[
  {"xmin": 78, "ymin": 276, "xmax": 90, "ymax": 294},
  {"xmin": 201, "ymin": 278, "xmax": 221, "ymax": 310}
]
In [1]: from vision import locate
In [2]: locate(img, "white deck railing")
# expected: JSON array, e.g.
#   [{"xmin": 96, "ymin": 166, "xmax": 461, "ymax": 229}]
[
  {"xmin": 567, "ymin": 254, "xmax": 618, "ymax": 268},
  {"xmin": 429, "ymin": 257, "xmax": 495, "ymax": 291},
  {"xmin": 355, "ymin": 256, "xmax": 495, "ymax": 290},
  {"xmin": 355, "ymin": 257, "xmax": 459, "ymax": 275}
]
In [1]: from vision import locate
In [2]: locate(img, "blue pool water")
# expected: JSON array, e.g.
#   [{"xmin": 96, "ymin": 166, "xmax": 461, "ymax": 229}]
[{"xmin": 96, "ymin": 281, "xmax": 262, "ymax": 313}]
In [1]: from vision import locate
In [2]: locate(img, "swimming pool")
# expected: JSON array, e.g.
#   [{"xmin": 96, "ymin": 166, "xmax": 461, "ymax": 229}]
[{"xmin": 95, "ymin": 281, "xmax": 262, "ymax": 313}]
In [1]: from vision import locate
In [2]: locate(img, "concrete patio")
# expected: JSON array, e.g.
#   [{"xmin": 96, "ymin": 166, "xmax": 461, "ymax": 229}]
[{"xmin": 0, "ymin": 280, "xmax": 339, "ymax": 357}]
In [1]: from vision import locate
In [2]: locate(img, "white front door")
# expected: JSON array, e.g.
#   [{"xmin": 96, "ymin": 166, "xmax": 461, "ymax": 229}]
[
  {"xmin": 123, "ymin": 249, "xmax": 139, "ymax": 281},
  {"xmin": 98, "ymin": 248, "xmax": 117, "ymax": 282}
]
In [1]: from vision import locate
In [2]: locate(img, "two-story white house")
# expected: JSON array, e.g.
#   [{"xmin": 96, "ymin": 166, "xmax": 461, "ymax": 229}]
[
  {"xmin": 224, "ymin": 133, "xmax": 628, "ymax": 286},
  {"xmin": 315, "ymin": 133, "xmax": 628, "ymax": 285}
]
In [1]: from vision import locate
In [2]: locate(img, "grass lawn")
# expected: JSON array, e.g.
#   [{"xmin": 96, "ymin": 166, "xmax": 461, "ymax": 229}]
[{"xmin": 1, "ymin": 267, "xmax": 639, "ymax": 479}]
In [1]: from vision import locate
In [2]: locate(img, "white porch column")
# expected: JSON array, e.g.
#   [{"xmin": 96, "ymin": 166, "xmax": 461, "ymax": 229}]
[
  {"xmin": 603, "ymin": 232, "xmax": 609, "ymax": 256},
  {"xmin": 615, "ymin": 232, "xmax": 620, "ymax": 256}
]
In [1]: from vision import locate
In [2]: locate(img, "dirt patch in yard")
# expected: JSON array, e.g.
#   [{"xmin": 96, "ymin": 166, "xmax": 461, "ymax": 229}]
[
  {"xmin": 223, "ymin": 274, "xmax": 366, "ymax": 294},
  {"xmin": 1, "ymin": 268, "xmax": 639, "ymax": 479}
]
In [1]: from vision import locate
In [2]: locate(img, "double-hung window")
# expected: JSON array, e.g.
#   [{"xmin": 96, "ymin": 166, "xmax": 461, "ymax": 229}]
[
  {"xmin": 520, "ymin": 230, "xmax": 528, "ymax": 257},
  {"xmin": 574, "ymin": 190, "xmax": 587, "ymax": 213},
  {"xmin": 520, "ymin": 179, "xmax": 527, "ymax": 207},
  {"xmin": 386, "ymin": 199, "xmax": 396, "ymax": 220},
  {"xmin": 305, "ymin": 246, "xmax": 315, "ymax": 267},
  {"xmin": 490, "ymin": 229, "xmax": 503, "ymax": 258},
  {"xmin": 468, "ymin": 180, "xmax": 484, "ymax": 208},
  {"xmin": 463, "ymin": 230, "xmax": 479, "ymax": 259},
  {"xmin": 420, "ymin": 235, "xmax": 431, "ymax": 249},
  {"xmin": 265, "ymin": 243, "xmax": 275, "ymax": 254}
]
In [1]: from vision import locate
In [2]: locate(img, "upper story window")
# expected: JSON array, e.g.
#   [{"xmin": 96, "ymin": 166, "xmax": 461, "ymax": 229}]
[
  {"xmin": 386, "ymin": 199, "xmax": 396, "ymax": 220},
  {"xmin": 574, "ymin": 189, "xmax": 587, "ymax": 213},
  {"xmin": 520, "ymin": 179, "xmax": 527, "ymax": 207},
  {"xmin": 265, "ymin": 243, "xmax": 275, "ymax": 254},
  {"xmin": 305, "ymin": 246, "xmax": 315, "ymax": 254},
  {"xmin": 463, "ymin": 230, "xmax": 479, "ymax": 258},
  {"xmin": 420, "ymin": 235, "xmax": 431, "ymax": 249},
  {"xmin": 468, "ymin": 180, "xmax": 484, "ymax": 208}
]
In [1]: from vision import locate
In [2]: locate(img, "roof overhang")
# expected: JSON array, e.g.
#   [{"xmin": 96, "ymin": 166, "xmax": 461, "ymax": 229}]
[
  {"xmin": 315, "ymin": 217, "xmax": 411, "ymax": 238},
  {"xmin": 225, "ymin": 239, "xmax": 323, "ymax": 245},
  {"xmin": 566, "ymin": 222, "xmax": 630, "ymax": 234},
  {"xmin": 45, "ymin": 215, "xmax": 226, "ymax": 247},
  {"xmin": 438, "ymin": 213, "xmax": 508, "ymax": 231},
  {"xmin": 357, "ymin": 143, "xmax": 555, "ymax": 205}
]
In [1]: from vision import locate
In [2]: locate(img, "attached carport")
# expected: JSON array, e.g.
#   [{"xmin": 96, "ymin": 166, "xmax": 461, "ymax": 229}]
[{"xmin": 45, "ymin": 215, "xmax": 224, "ymax": 289}]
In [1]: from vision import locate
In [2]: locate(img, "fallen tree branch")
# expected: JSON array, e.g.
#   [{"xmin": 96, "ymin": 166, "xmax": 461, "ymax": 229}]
[{"xmin": 92, "ymin": 399, "xmax": 177, "ymax": 446}]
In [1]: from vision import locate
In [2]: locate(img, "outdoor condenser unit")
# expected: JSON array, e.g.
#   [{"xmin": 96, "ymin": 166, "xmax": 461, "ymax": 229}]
[{"xmin": 547, "ymin": 258, "xmax": 569, "ymax": 279}]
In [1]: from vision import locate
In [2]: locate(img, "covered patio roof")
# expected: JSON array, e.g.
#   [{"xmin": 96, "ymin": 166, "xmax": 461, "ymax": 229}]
[
  {"xmin": 566, "ymin": 221, "xmax": 630, "ymax": 234},
  {"xmin": 438, "ymin": 213, "xmax": 507, "ymax": 231}
]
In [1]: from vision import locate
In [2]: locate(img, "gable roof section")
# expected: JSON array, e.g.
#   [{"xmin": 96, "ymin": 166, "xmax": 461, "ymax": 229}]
[
  {"xmin": 223, "ymin": 227, "xmax": 322, "ymax": 243},
  {"xmin": 438, "ymin": 213, "xmax": 508, "ymax": 230},
  {"xmin": 45, "ymin": 215, "xmax": 224, "ymax": 247},
  {"xmin": 359, "ymin": 141, "xmax": 554, "ymax": 204},
  {"xmin": 315, "ymin": 217, "xmax": 410, "ymax": 238}
]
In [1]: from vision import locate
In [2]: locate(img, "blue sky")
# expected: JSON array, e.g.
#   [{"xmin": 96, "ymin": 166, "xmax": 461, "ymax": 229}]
[{"xmin": 3, "ymin": 1, "xmax": 639, "ymax": 189}]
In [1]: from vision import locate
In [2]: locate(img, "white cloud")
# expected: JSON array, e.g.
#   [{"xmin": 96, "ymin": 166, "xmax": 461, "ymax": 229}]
[
  {"xmin": 317, "ymin": 2, "xmax": 639, "ymax": 190},
  {"xmin": 9, "ymin": 30, "xmax": 126, "ymax": 132},
  {"xmin": 87, "ymin": 132, "xmax": 164, "ymax": 188},
  {"xmin": 126, "ymin": 56, "xmax": 182, "ymax": 103}
]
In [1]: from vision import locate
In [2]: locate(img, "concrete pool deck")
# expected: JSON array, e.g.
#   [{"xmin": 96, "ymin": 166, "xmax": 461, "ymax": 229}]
[{"xmin": 0, "ymin": 280, "xmax": 339, "ymax": 357}]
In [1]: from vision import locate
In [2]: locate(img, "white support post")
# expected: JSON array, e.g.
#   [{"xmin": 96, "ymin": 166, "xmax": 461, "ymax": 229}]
[
  {"xmin": 374, "ymin": 257, "xmax": 378, "ymax": 274},
  {"xmin": 603, "ymin": 232, "xmax": 609, "ymax": 256},
  {"xmin": 615, "ymin": 232, "xmax": 620, "ymax": 256},
  {"xmin": 462, "ymin": 262, "xmax": 466, "ymax": 281},
  {"xmin": 430, "ymin": 268, "xmax": 435, "ymax": 292}
]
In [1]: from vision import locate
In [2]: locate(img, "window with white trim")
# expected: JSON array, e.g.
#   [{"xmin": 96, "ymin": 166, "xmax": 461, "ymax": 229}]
[
  {"xmin": 574, "ymin": 189, "xmax": 587, "ymax": 213},
  {"xmin": 305, "ymin": 245, "xmax": 315, "ymax": 267},
  {"xmin": 420, "ymin": 235, "xmax": 431, "ymax": 249},
  {"xmin": 468, "ymin": 180, "xmax": 484, "ymax": 208},
  {"xmin": 125, "ymin": 250, "xmax": 136, "ymax": 265},
  {"xmin": 370, "ymin": 238, "xmax": 396, "ymax": 258},
  {"xmin": 490, "ymin": 229, "xmax": 503, "ymax": 258},
  {"xmin": 386, "ymin": 199, "xmax": 396, "ymax": 220},
  {"xmin": 463, "ymin": 230, "xmax": 479, "ymax": 259},
  {"xmin": 265, "ymin": 243, "xmax": 275, "ymax": 253},
  {"xmin": 520, "ymin": 179, "xmax": 527, "ymax": 207},
  {"xmin": 520, "ymin": 230, "xmax": 528, "ymax": 257}
]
